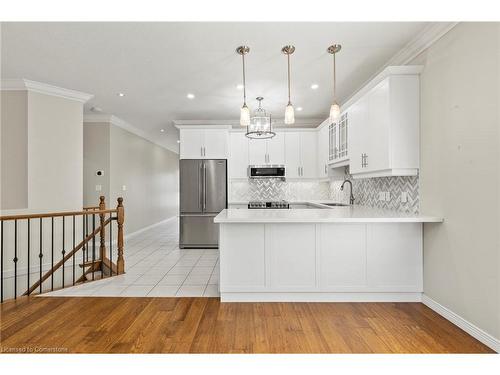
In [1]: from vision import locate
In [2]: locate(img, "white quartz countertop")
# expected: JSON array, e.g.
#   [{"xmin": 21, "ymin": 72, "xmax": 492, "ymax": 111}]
[{"xmin": 215, "ymin": 202, "xmax": 443, "ymax": 223}]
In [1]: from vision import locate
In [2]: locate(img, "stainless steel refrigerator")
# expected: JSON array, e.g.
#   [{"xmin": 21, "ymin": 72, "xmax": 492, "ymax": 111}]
[{"xmin": 179, "ymin": 159, "xmax": 227, "ymax": 248}]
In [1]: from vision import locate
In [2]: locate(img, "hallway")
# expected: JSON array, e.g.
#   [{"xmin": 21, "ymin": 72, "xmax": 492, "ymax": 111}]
[{"xmin": 43, "ymin": 218, "xmax": 220, "ymax": 297}]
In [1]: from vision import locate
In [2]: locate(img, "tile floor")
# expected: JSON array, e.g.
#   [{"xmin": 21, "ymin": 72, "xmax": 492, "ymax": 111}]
[{"xmin": 43, "ymin": 218, "xmax": 220, "ymax": 297}]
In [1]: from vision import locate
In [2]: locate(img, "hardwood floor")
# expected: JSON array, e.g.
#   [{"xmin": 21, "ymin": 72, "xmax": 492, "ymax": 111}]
[{"xmin": 0, "ymin": 296, "xmax": 493, "ymax": 353}]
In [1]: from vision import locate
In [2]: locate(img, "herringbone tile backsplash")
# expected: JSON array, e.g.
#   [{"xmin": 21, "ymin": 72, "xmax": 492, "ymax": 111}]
[{"xmin": 229, "ymin": 175, "xmax": 419, "ymax": 213}]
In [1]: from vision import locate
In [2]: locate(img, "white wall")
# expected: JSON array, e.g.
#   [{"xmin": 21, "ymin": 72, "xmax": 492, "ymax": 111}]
[
  {"xmin": 84, "ymin": 121, "xmax": 179, "ymax": 235},
  {"xmin": 109, "ymin": 124, "xmax": 179, "ymax": 234},
  {"xmin": 0, "ymin": 90, "xmax": 28, "ymax": 209},
  {"xmin": 83, "ymin": 122, "xmax": 110, "ymax": 207},
  {"xmin": 414, "ymin": 23, "xmax": 500, "ymax": 341},
  {"xmin": 27, "ymin": 91, "xmax": 83, "ymax": 210}
]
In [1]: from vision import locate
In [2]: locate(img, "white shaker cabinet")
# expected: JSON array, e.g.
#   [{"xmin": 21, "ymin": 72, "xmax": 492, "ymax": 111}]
[
  {"xmin": 179, "ymin": 127, "xmax": 230, "ymax": 159},
  {"xmin": 285, "ymin": 131, "xmax": 317, "ymax": 179},
  {"xmin": 266, "ymin": 132, "xmax": 285, "ymax": 165},
  {"xmin": 248, "ymin": 132, "xmax": 285, "ymax": 165},
  {"xmin": 317, "ymin": 121, "xmax": 330, "ymax": 178},
  {"xmin": 229, "ymin": 131, "xmax": 249, "ymax": 178},
  {"xmin": 348, "ymin": 74, "xmax": 420, "ymax": 178}
]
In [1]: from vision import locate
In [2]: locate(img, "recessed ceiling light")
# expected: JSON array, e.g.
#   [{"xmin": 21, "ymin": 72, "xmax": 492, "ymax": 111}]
[
  {"xmin": 187, "ymin": 93, "xmax": 195, "ymax": 99},
  {"xmin": 176, "ymin": 140, "xmax": 181, "ymax": 144},
  {"xmin": 310, "ymin": 84, "xmax": 319, "ymax": 90},
  {"xmin": 236, "ymin": 84, "xmax": 244, "ymax": 90},
  {"xmin": 160, "ymin": 129, "xmax": 165, "ymax": 133},
  {"xmin": 297, "ymin": 107, "xmax": 303, "ymax": 111},
  {"xmin": 117, "ymin": 92, "xmax": 125, "ymax": 97}
]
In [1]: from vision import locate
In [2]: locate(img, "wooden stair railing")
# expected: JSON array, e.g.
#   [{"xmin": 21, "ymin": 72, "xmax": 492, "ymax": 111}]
[{"xmin": 0, "ymin": 197, "xmax": 125, "ymax": 302}]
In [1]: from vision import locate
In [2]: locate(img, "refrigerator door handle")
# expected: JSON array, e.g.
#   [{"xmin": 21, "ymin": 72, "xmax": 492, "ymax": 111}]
[
  {"xmin": 199, "ymin": 162, "xmax": 203, "ymax": 209},
  {"xmin": 203, "ymin": 162, "xmax": 207, "ymax": 210}
]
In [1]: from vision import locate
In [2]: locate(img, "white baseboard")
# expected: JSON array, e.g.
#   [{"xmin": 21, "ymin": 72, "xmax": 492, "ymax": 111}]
[
  {"xmin": 422, "ymin": 294, "xmax": 499, "ymax": 353},
  {"xmin": 221, "ymin": 292, "xmax": 422, "ymax": 303},
  {"xmin": 125, "ymin": 216, "xmax": 177, "ymax": 241}
]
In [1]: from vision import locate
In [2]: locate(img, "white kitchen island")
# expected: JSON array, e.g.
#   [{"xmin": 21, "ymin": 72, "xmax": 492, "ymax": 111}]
[{"xmin": 214, "ymin": 204, "xmax": 442, "ymax": 302}]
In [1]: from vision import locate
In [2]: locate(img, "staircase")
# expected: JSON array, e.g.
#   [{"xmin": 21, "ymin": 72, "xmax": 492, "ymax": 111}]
[{"xmin": 0, "ymin": 196, "xmax": 125, "ymax": 302}]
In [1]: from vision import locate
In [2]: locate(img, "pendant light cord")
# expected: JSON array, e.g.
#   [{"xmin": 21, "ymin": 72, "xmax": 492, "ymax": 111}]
[
  {"xmin": 287, "ymin": 53, "xmax": 291, "ymax": 105},
  {"xmin": 242, "ymin": 53, "xmax": 247, "ymax": 106},
  {"xmin": 333, "ymin": 52, "xmax": 336, "ymax": 101}
]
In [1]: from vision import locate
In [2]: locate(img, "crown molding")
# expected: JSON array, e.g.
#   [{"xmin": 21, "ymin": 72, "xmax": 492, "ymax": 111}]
[
  {"xmin": 384, "ymin": 22, "xmax": 458, "ymax": 67},
  {"xmin": 340, "ymin": 22, "xmax": 458, "ymax": 110},
  {"xmin": 84, "ymin": 114, "xmax": 178, "ymax": 154},
  {"xmin": 1, "ymin": 79, "xmax": 93, "ymax": 103},
  {"xmin": 173, "ymin": 118, "xmax": 323, "ymax": 129}
]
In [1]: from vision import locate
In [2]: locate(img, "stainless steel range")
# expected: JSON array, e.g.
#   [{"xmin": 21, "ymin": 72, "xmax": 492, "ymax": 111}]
[{"xmin": 248, "ymin": 201, "xmax": 290, "ymax": 209}]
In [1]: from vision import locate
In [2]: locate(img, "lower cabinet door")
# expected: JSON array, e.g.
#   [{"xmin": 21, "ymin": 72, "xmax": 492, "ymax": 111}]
[
  {"xmin": 366, "ymin": 223, "xmax": 423, "ymax": 291},
  {"xmin": 268, "ymin": 224, "xmax": 316, "ymax": 289},
  {"xmin": 219, "ymin": 224, "xmax": 266, "ymax": 290},
  {"xmin": 319, "ymin": 224, "xmax": 367, "ymax": 289}
]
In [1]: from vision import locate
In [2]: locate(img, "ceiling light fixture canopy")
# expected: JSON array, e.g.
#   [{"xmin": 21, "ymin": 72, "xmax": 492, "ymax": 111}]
[
  {"xmin": 245, "ymin": 97, "xmax": 275, "ymax": 139},
  {"xmin": 282, "ymin": 45, "xmax": 295, "ymax": 125},
  {"xmin": 236, "ymin": 45, "xmax": 251, "ymax": 127},
  {"xmin": 327, "ymin": 44, "xmax": 342, "ymax": 122}
]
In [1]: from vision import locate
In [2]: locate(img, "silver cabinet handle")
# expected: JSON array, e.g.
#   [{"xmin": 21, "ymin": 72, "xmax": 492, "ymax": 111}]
[
  {"xmin": 201, "ymin": 147, "xmax": 203, "ymax": 157},
  {"xmin": 298, "ymin": 166, "xmax": 300, "ymax": 176},
  {"xmin": 324, "ymin": 164, "xmax": 327, "ymax": 174},
  {"xmin": 365, "ymin": 153, "xmax": 368, "ymax": 167}
]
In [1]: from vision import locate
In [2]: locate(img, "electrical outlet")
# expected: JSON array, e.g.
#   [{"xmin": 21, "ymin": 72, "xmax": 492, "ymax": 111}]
[
  {"xmin": 95, "ymin": 184, "xmax": 102, "ymax": 192},
  {"xmin": 401, "ymin": 192, "xmax": 408, "ymax": 203},
  {"xmin": 122, "ymin": 185, "xmax": 127, "ymax": 191},
  {"xmin": 378, "ymin": 192, "xmax": 386, "ymax": 201},
  {"xmin": 385, "ymin": 192, "xmax": 391, "ymax": 201}
]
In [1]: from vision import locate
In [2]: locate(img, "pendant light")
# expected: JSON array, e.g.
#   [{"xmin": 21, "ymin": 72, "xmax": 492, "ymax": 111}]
[
  {"xmin": 327, "ymin": 44, "xmax": 342, "ymax": 122},
  {"xmin": 282, "ymin": 45, "xmax": 295, "ymax": 125},
  {"xmin": 246, "ymin": 97, "xmax": 275, "ymax": 139},
  {"xmin": 236, "ymin": 46, "xmax": 251, "ymax": 126}
]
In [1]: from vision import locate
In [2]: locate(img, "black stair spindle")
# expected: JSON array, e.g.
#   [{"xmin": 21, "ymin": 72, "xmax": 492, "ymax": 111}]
[
  {"xmin": 51, "ymin": 217, "xmax": 54, "ymax": 291},
  {"xmin": 72, "ymin": 215, "xmax": 75, "ymax": 285},
  {"xmin": 39, "ymin": 218, "xmax": 43, "ymax": 294},
  {"xmin": 109, "ymin": 214, "xmax": 113, "ymax": 276},
  {"xmin": 1, "ymin": 221, "xmax": 4, "ymax": 303},
  {"xmin": 85, "ymin": 214, "xmax": 89, "ymax": 263},
  {"xmin": 62, "ymin": 216, "xmax": 65, "ymax": 288},
  {"xmin": 27, "ymin": 219, "xmax": 30, "ymax": 295},
  {"xmin": 92, "ymin": 214, "xmax": 95, "ymax": 280},
  {"xmin": 82, "ymin": 215, "xmax": 85, "ymax": 281},
  {"xmin": 14, "ymin": 220, "xmax": 18, "ymax": 299}
]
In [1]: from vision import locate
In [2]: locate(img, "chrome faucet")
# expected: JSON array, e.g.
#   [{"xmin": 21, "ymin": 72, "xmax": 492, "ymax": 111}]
[{"xmin": 340, "ymin": 179, "xmax": 355, "ymax": 205}]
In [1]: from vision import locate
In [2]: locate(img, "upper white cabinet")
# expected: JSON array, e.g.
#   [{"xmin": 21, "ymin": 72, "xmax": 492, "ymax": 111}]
[
  {"xmin": 317, "ymin": 121, "xmax": 330, "ymax": 178},
  {"xmin": 229, "ymin": 131, "xmax": 249, "ymax": 178},
  {"xmin": 248, "ymin": 131, "xmax": 285, "ymax": 165},
  {"xmin": 179, "ymin": 127, "xmax": 230, "ymax": 159},
  {"xmin": 349, "ymin": 74, "xmax": 420, "ymax": 178},
  {"xmin": 285, "ymin": 131, "xmax": 317, "ymax": 179}
]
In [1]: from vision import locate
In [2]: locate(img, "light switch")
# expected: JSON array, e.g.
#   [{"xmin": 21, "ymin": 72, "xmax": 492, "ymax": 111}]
[
  {"xmin": 122, "ymin": 185, "xmax": 127, "ymax": 191},
  {"xmin": 95, "ymin": 184, "xmax": 102, "ymax": 192}
]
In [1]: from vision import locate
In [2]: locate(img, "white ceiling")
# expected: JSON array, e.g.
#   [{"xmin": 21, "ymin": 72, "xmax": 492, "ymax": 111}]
[{"xmin": 1, "ymin": 22, "xmax": 429, "ymax": 152}]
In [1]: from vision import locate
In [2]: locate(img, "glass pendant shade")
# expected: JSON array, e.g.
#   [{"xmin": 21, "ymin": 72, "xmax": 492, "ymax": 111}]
[
  {"xmin": 330, "ymin": 102, "xmax": 341, "ymax": 122},
  {"xmin": 246, "ymin": 97, "xmax": 275, "ymax": 139},
  {"xmin": 284, "ymin": 103, "xmax": 295, "ymax": 124},
  {"xmin": 240, "ymin": 104, "xmax": 250, "ymax": 126}
]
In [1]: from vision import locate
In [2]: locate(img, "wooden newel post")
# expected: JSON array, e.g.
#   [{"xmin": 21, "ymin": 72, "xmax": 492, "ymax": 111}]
[
  {"xmin": 99, "ymin": 196, "xmax": 106, "ymax": 260},
  {"xmin": 116, "ymin": 197, "xmax": 125, "ymax": 274}
]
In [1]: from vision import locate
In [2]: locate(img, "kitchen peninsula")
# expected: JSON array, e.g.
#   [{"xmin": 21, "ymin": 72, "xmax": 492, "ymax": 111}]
[{"xmin": 214, "ymin": 203, "xmax": 442, "ymax": 302}]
